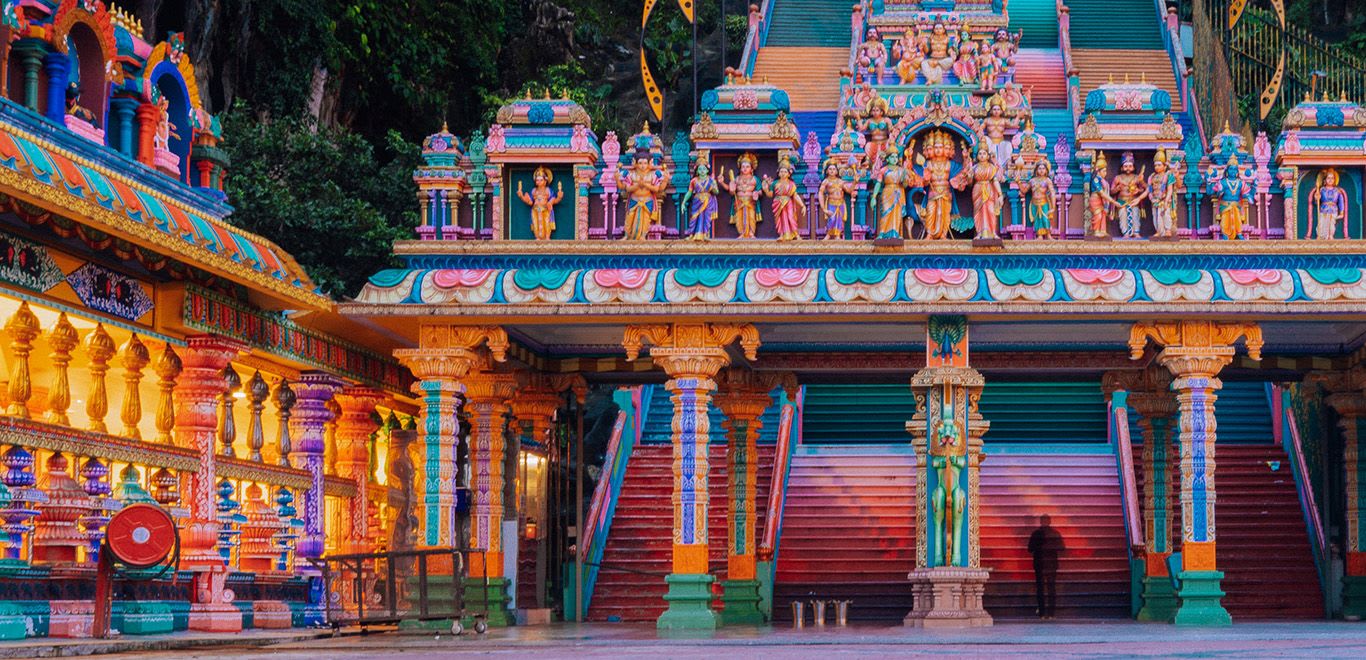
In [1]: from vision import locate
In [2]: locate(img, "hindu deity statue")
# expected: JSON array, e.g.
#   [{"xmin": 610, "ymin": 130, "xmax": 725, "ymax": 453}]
[
  {"xmin": 991, "ymin": 28, "xmax": 1020, "ymax": 68},
  {"xmin": 1085, "ymin": 152, "xmax": 1119, "ymax": 238},
  {"xmin": 894, "ymin": 31, "xmax": 925, "ymax": 84},
  {"xmin": 952, "ymin": 25, "xmax": 978, "ymax": 84},
  {"xmin": 917, "ymin": 131, "xmax": 960, "ymax": 240},
  {"xmin": 1110, "ymin": 152, "xmax": 1149, "ymax": 239},
  {"xmin": 982, "ymin": 100, "xmax": 1018, "ymax": 172},
  {"xmin": 919, "ymin": 22, "xmax": 959, "ymax": 85},
  {"xmin": 680, "ymin": 152, "xmax": 719, "ymax": 241},
  {"xmin": 1146, "ymin": 149, "xmax": 1180, "ymax": 238},
  {"xmin": 1206, "ymin": 154, "xmax": 1253, "ymax": 240},
  {"xmin": 762, "ymin": 153, "xmax": 807, "ymax": 241},
  {"xmin": 65, "ymin": 83, "xmax": 98, "ymax": 126},
  {"xmin": 975, "ymin": 39, "xmax": 1002, "ymax": 93},
  {"xmin": 870, "ymin": 148, "xmax": 920, "ymax": 239},
  {"xmin": 1309, "ymin": 168, "xmax": 1348, "ymax": 240},
  {"xmin": 858, "ymin": 27, "xmax": 888, "ymax": 81},
  {"xmin": 1019, "ymin": 160, "xmax": 1058, "ymax": 239},
  {"xmin": 930, "ymin": 400, "xmax": 966, "ymax": 567},
  {"xmin": 618, "ymin": 151, "xmax": 667, "ymax": 240},
  {"xmin": 153, "ymin": 95, "xmax": 176, "ymax": 152},
  {"xmin": 515, "ymin": 166, "xmax": 565, "ymax": 241},
  {"xmin": 818, "ymin": 159, "xmax": 855, "ymax": 239},
  {"xmin": 860, "ymin": 96, "xmax": 894, "ymax": 168},
  {"xmin": 953, "ymin": 141, "xmax": 1004, "ymax": 240},
  {"xmin": 723, "ymin": 152, "xmax": 763, "ymax": 239}
]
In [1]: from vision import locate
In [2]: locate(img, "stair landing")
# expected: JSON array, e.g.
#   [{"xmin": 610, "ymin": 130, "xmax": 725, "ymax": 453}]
[
  {"xmin": 752, "ymin": 47, "xmax": 846, "ymax": 112},
  {"xmin": 1071, "ymin": 49, "xmax": 1183, "ymax": 111}
]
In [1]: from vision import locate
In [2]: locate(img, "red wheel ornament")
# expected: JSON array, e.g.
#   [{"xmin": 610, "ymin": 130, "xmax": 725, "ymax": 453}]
[{"xmin": 105, "ymin": 503, "xmax": 177, "ymax": 568}]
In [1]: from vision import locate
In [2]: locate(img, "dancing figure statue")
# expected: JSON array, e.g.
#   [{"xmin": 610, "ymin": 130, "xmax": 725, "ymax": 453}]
[
  {"xmin": 930, "ymin": 401, "xmax": 966, "ymax": 567},
  {"xmin": 1147, "ymin": 149, "xmax": 1180, "ymax": 238},
  {"xmin": 681, "ymin": 152, "xmax": 719, "ymax": 241},
  {"xmin": 723, "ymin": 152, "xmax": 763, "ymax": 239},
  {"xmin": 861, "ymin": 96, "xmax": 894, "ymax": 168},
  {"xmin": 954, "ymin": 141, "xmax": 1004, "ymax": 240},
  {"xmin": 618, "ymin": 153, "xmax": 667, "ymax": 240},
  {"xmin": 871, "ymin": 148, "xmax": 920, "ymax": 239},
  {"xmin": 919, "ymin": 23, "xmax": 959, "ymax": 85},
  {"xmin": 515, "ymin": 166, "xmax": 564, "ymax": 240},
  {"xmin": 858, "ymin": 27, "xmax": 888, "ymax": 81},
  {"xmin": 818, "ymin": 159, "xmax": 855, "ymax": 239},
  {"xmin": 763, "ymin": 154, "xmax": 807, "ymax": 241},
  {"xmin": 1111, "ymin": 152, "xmax": 1148, "ymax": 239},
  {"xmin": 1309, "ymin": 168, "xmax": 1349, "ymax": 240},
  {"xmin": 918, "ymin": 131, "xmax": 959, "ymax": 240},
  {"xmin": 1206, "ymin": 154, "xmax": 1253, "ymax": 240},
  {"xmin": 1085, "ymin": 152, "xmax": 1119, "ymax": 238},
  {"xmin": 1019, "ymin": 160, "xmax": 1058, "ymax": 239}
]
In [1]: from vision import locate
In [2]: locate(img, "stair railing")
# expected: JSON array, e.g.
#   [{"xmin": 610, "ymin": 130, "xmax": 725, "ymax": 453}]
[
  {"xmin": 1111, "ymin": 396, "xmax": 1144, "ymax": 551},
  {"xmin": 1155, "ymin": 0, "xmax": 1208, "ymax": 150},
  {"xmin": 576, "ymin": 388, "xmax": 639, "ymax": 619},
  {"xmin": 758, "ymin": 402, "xmax": 797, "ymax": 563},
  {"xmin": 1057, "ymin": 0, "xmax": 1081, "ymax": 127},
  {"xmin": 738, "ymin": 0, "xmax": 777, "ymax": 79},
  {"xmin": 1277, "ymin": 384, "xmax": 1330, "ymax": 615}
]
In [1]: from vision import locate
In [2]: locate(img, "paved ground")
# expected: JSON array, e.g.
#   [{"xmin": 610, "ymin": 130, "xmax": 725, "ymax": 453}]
[{"xmin": 39, "ymin": 621, "xmax": 1366, "ymax": 659}]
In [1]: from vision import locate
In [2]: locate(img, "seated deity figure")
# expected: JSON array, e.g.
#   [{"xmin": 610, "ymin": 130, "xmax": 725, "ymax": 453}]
[
  {"xmin": 65, "ymin": 83, "xmax": 98, "ymax": 126},
  {"xmin": 723, "ymin": 152, "xmax": 763, "ymax": 239},
  {"xmin": 919, "ymin": 23, "xmax": 959, "ymax": 85},
  {"xmin": 1019, "ymin": 160, "xmax": 1058, "ymax": 239},
  {"xmin": 992, "ymin": 28, "xmax": 1021, "ymax": 68},
  {"xmin": 515, "ymin": 166, "xmax": 564, "ymax": 240},
  {"xmin": 860, "ymin": 96, "xmax": 894, "ymax": 169},
  {"xmin": 893, "ymin": 31, "xmax": 925, "ymax": 84},
  {"xmin": 1146, "ymin": 149, "xmax": 1180, "ymax": 238},
  {"xmin": 1309, "ymin": 168, "xmax": 1349, "ymax": 240},
  {"xmin": 1110, "ymin": 152, "xmax": 1149, "ymax": 239},
  {"xmin": 858, "ymin": 27, "xmax": 888, "ymax": 82},
  {"xmin": 1206, "ymin": 154, "xmax": 1254, "ymax": 240}
]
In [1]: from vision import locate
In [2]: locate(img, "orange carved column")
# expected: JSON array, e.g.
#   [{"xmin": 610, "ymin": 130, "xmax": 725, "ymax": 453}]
[
  {"xmin": 624, "ymin": 322, "xmax": 760, "ymax": 631},
  {"xmin": 1129, "ymin": 320, "xmax": 1262, "ymax": 626},
  {"xmin": 174, "ymin": 335, "xmax": 245, "ymax": 632},
  {"xmin": 333, "ymin": 388, "xmax": 386, "ymax": 554}
]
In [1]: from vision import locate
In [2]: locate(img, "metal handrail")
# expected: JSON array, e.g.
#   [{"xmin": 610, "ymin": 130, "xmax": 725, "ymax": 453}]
[
  {"xmin": 1057, "ymin": 0, "xmax": 1080, "ymax": 126},
  {"xmin": 739, "ymin": 0, "xmax": 776, "ymax": 79},
  {"xmin": 757, "ymin": 403, "xmax": 796, "ymax": 560},
  {"xmin": 1283, "ymin": 396, "xmax": 1329, "ymax": 597},
  {"xmin": 1112, "ymin": 400, "xmax": 1144, "ymax": 551},
  {"xmin": 576, "ymin": 388, "xmax": 637, "ymax": 618}
]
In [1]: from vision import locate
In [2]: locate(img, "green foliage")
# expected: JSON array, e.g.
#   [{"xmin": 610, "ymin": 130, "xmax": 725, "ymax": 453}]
[{"xmin": 221, "ymin": 106, "xmax": 416, "ymax": 297}]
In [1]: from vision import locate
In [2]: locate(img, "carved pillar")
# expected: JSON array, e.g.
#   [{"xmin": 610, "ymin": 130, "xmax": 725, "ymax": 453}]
[
  {"xmin": 334, "ymin": 388, "xmax": 386, "ymax": 554},
  {"xmin": 713, "ymin": 368, "xmax": 792, "ymax": 625},
  {"xmin": 44, "ymin": 313, "xmax": 78, "ymax": 426},
  {"xmin": 119, "ymin": 335, "xmax": 150, "ymax": 439},
  {"xmin": 1121, "ymin": 367, "xmax": 1181, "ymax": 622},
  {"xmin": 623, "ymin": 322, "xmax": 761, "ymax": 631},
  {"xmin": 904, "ymin": 316, "xmax": 992, "ymax": 629},
  {"xmin": 387, "ymin": 421, "xmax": 419, "ymax": 553},
  {"xmin": 42, "ymin": 52, "xmax": 67, "ymax": 124},
  {"xmin": 154, "ymin": 345, "xmax": 183, "ymax": 445},
  {"xmin": 4, "ymin": 301, "xmax": 39, "ymax": 418},
  {"xmin": 136, "ymin": 103, "xmax": 159, "ymax": 167},
  {"xmin": 394, "ymin": 325, "xmax": 509, "ymax": 629},
  {"xmin": 109, "ymin": 96, "xmax": 139, "ymax": 159},
  {"xmin": 1129, "ymin": 321, "xmax": 1263, "ymax": 626},
  {"xmin": 173, "ymin": 335, "xmax": 245, "ymax": 632},
  {"xmin": 286, "ymin": 372, "xmax": 343, "ymax": 563},
  {"xmin": 463, "ymin": 365, "xmax": 518, "ymax": 626},
  {"xmin": 1311, "ymin": 368, "xmax": 1366, "ymax": 618},
  {"xmin": 85, "ymin": 325, "xmax": 117, "ymax": 434}
]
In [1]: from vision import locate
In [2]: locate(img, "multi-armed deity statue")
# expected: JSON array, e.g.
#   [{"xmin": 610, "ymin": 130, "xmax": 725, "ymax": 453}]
[
  {"xmin": 722, "ymin": 153, "xmax": 763, "ymax": 239},
  {"xmin": 515, "ymin": 166, "xmax": 565, "ymax": 241},
  {"xmin": 617, "ymin": 135, "xmax": 668, "ymax": 240},
  {"xmin": 1206, "ymin": 153, "xmax": 1254, "ymax": 240},
  {"xmin": 1111, "ymin": 152, "xmax": 1149, "ymax": 239}
]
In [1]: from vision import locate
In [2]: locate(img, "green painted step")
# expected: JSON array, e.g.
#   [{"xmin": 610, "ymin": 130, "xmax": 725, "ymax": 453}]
[
  {"xmin": 802, "ymin": 381, "xmax": 1107, "ymax": 444},
  {"xmin": 1064, "ymin": 0, "xmax": 1164, "ymax": 50},
  {"xmin": 1125, "ymin": 380, "xmax": 1274, "ymax": 445},
  {"xmin": 1009, "ymin": 0, "xmax": 1061, "ymax": 49},
  {"xmin": 638, "ymin": 384, "xmax": 783, "ymax": 445},
  {"xmin": 765, "ymin": 0, "xmax": 852, "ymax": 48}
]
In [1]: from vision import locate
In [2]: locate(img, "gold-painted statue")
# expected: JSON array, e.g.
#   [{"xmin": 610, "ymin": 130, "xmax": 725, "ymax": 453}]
[
  {"xmin": 617, "ymin": 151, "xmax": 667, "ymax": 240},
  {"xmin": 930, "ymin": 399, "xmax": 966, "ymax": 567},
  {"xmin": 818, "ymin": 159, "xmax": 856, "ymax": 239},
  {"xmin": 1309, "ymin": 167, "xmax": 1349, "ymax": 240},
  {"xmin": 1147, "ymin": 149, "xmax": 1180, "ymax": 238},
  {"xmin": 722, "ymin": 152, "xmax": 763, "ymax": 239},
  {"xmin": 516, "ymin": 166, "xmax": 565, "ymax": 241},
  {"xmin": 919, "ymin": 22, "xmax": 959, "ymax": 85},
  {"xmin": 1085, "ymin": 152, "xmax": 1119, "ymax": 238}
]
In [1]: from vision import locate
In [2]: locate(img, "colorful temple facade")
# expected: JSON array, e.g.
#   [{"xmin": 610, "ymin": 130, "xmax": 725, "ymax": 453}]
[{"xmin": 2, "ymin": 0, "xmax": 1366, "ymax": 640}]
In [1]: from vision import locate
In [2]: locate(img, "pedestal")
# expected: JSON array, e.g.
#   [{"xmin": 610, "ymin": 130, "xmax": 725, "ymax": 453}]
[
  {"xmin": 719, "ymin": 579, "xmax": 765, "ymax": 625},
  {"xmin": 903, "ymin": 567, "xmax": 993, "ymax": 629},
  {"xmin": 1136, "ymin": 575, "xmax": 1179, "ymax": 622},
  {"xmin": 1172, "ymin": 570, "xmax": 1232, "ymax": 626},
  {"xmin": 1083, "ymin": 233, "xmax": 1113, "ymax": 242},
  {"xmin": 47, "ymin": 600, "xmax": 94, "ymax": 638},
  {"xmin": 1344, "ymin": 575, "xmax": 1366, "ymax": 620},
  {"xmin": 656, "ymin": 573, "xmax": 718, "ymax": 631}
]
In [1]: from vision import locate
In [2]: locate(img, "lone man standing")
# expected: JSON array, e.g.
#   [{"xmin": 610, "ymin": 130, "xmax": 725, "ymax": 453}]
[{"xmin": 1028, "ymin": 514, "xmax": 1066, "ymax": 619}]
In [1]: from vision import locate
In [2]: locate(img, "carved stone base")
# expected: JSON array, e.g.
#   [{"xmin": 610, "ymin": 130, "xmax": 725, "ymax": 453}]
[
  {"xmin": 1083, "ymin": 233, "xmax": 1113, "ymax": 242},
  {"xmin": 188, "ymin": 603, "xmax": 244, "ymax": 632},
  {"xmin": 1343, "ymin": 574, "xmax": 1366, "ymax": 620},
  {"xmin": 47, "ymin": 600, "xmax": 94, "ymax": 638},
  {"xmin": 252, "ymin": 600, "xmax": 294, "ymax": 629},
  {"xmin": 971, "ymin": 237, "xmax": 1004, "ymax": 248},
  {"xmin": 1173, "ymin": 570, "xmax": 1231, "ymax": 627},
  {"xmin": 1149, "ymin": 234, "xmax": 1180, "ymax": 242},
  {"xmin": 903, "ymin": 567, "xmax": 993, "ymax": 629},
  {"xmin": 657, "ymin": 573, "xmax": 718, "ymax": 631},
  {"xmin": 872, "ymin": 237, "xmax": 905, "ymax": 247},
  {"xmin": 1136, "ymin": 575, "xmax": 1179, "ymax": 622}
]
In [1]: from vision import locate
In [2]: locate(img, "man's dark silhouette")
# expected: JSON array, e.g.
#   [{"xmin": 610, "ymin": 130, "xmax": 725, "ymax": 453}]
[{"xmin": 1027, "ymin": 514, "xmax": 1065, "ymax": 619}]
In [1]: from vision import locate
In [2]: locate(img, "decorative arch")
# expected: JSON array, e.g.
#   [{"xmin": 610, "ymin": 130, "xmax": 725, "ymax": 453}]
[
  {"xmin": 149, "ymin": 61, "xmax": 193, "ymax": 183},
  {"xmin": 141, "ymin": 36, "xmax": 203, "ymax": 114},
  {"xmin": 50, "ymin": 1, "xmax": 119, "ymax": 132},
  {"xmin": 894, "ymin": 116, "xmax": 981, "ymax": 155}
]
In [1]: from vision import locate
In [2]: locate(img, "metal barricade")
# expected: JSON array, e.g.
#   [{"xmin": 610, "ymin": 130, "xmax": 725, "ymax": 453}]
[{"xmin": 309, "ymin": 547, "xmax": 488, "ymax": 634}]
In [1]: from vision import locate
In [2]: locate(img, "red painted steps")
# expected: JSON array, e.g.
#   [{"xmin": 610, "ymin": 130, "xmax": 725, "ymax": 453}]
[
  {"xmin": 1131, "ymin": 443, "xmax": 1324, "ymax": 620},
  {"xmin": 1014, "ymin": 48, "xmax": 1068, "ymax": 109},
  {"xmin": 586, "ymin": 443, "xmax": 775, "ymax": 622},
  {"xmin": 773, "ymin": 446, "xmax": 1130, "ymax": 623}
]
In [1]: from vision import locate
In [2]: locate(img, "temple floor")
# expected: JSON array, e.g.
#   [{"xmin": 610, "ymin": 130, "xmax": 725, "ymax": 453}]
[{"xmin": 46, "ymin": 621, "xmax": 1366, "ymax": 659}]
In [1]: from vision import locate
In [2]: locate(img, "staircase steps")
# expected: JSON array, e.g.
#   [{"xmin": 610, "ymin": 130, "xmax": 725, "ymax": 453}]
[
  {"xmin": 765, "ymin": 0, "xmax": 852, "ymax": 48},
  {"xmin": 1014, "ymin": 48, "xmax": 1068, "ymax": 109},
  {"xmin": 752, "ymin": 47, "xmax": 847, "ymax": 111},
  {"xmin": 978, "ymin": 381, "xmax": 1107, "ymax": 444},
  {"xmin": 773, "ymin": 446, "xmax": 1129, "ymax": 622},
  {"xmin": 586, "ymin": 443, "xmax": 776, "ymax": 622},
  {"xmin": 1064, "ymin": 0, "xmax": 1165, "ymax": 50},
  {"xmin": 1071, "ymin": 49, "xmax": 1183, "ymax": 111},
  {"xmin": 792, "ymin": 110, "xmax": 839, "ymax": 144},
  {"xmin": 1009, "ymin": 0, "xmax": 1061, "ymax": 49}
]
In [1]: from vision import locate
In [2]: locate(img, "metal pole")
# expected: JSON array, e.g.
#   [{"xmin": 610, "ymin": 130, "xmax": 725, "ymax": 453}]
[
  {"xmin": 720, "ymin": 0, "xmax": 727, "ymax": 74},
  {"xmin": 693, "ymin": 14, "xmax": 700, "ymax": 118},
  {"xmin": 574, "ymin": 399, "xmax": 585, "ymax": 622}
]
